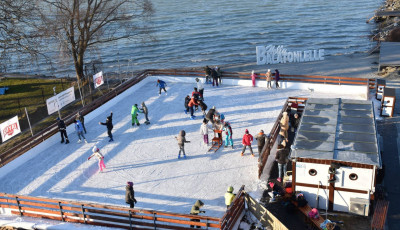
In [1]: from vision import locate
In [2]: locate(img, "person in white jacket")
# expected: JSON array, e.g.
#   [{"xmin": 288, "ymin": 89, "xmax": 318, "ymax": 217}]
[
  {"xmin": 196, "ymin": 78, "xmax": 204, "ymax": 100},
  {"xmin": 200, "ymin": 119, "xmax": 211, "ymax": 145},
  {"xmin": 88, "ymin": 145, "xmax": 106, "ymax": 172}
]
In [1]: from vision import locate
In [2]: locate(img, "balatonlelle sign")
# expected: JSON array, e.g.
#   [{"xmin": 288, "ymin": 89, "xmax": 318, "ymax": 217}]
[{"xmin": 256, "ymin": 45, "xmax": 324, "ymax": 65}]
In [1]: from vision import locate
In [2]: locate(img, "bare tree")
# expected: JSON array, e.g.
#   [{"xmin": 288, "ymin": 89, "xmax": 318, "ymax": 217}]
[
  {"xmin": 38, "ymin": 0, "xmax": 154, "ymax": 81},
  {"xmin": 0, "ymin": 0, "xmax": 41, "ymax": 71}
]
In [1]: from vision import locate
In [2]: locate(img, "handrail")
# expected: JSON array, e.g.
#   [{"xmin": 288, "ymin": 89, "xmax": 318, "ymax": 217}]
[{"xmin": 0, "ymin": 192, "xmax": 221, "ymax": 229}]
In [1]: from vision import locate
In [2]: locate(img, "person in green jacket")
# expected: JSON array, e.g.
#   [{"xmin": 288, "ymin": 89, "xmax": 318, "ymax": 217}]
[
  {"xmin": 190, "ymin": 200, "xmax": 205, "ymax": 228},
  {"xmin": 131, "ymin": 104, "xmax": 140, "ymax": 126},
  {"xmin": 224, "ymin": 186, "xmax": 236, "ymax": 209}
]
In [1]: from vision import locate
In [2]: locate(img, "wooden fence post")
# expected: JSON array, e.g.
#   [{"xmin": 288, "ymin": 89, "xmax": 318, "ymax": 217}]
[
  {"xmin": 129, "ymin": 210, "xmax": 133, "ymax": 230},
  {"xmin": 153, "ymin": 213, "xmax": 157, "ymax": 229},
  {"xmin": 15, "ymin": 197, "xmax": 22, "ymax": 216},
  {"xmin": 81, "ymin": 204, "xmax": 86, "ymax": 224},
  {"xmin": 58, "ymin": 202, "xmax": 64, "ymax": 222}
]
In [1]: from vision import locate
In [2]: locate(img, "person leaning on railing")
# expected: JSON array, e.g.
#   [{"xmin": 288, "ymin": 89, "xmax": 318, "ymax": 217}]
[
  {"xmin": 224, "ymin": 186, "xmax": 236, "ymax": 209},
  {"xmin": 190, "ymin": 200, "xmax": 205, "ymax": 228}
]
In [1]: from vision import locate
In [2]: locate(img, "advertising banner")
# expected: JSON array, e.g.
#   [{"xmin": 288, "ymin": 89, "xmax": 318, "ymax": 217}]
[
  {"xmin": 0, "ymin": 116, "xmax": 21, "ymax": 142},
  {"xmin": 256, "ymin": 45, "xmax": 324, "ymax": 65},
  {"xmin": 46, "ymin": 87, "xmax": 76, "ymax": 115},
  {"xmin": 93, "ymin": 71, "xmax": 104, "ymax": 88}
]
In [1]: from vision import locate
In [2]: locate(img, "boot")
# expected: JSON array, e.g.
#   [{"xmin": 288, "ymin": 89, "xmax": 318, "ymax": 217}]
[
  {"xmin": 241, "ymin": 152, "xmax": 244, "ymax": 156},
  {"xmin": 65, "ymin": 139, "xmax": 69, "ymax": 144}
]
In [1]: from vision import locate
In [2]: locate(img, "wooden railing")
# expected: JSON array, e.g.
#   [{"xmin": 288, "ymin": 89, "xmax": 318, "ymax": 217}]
[
  {"xmin": 258, "ymin": 97, "xmax": 307, "ymax": 178},
  {"xmin": 0, "ymin": 193, "xmax": 221, "ymax": 229},
  {"xmin": 220, "ymin": 185, "xmax": 246, "ymax": 230}
]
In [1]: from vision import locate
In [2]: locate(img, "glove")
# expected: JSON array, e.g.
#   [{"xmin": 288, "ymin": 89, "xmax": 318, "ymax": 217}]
[
  {"xmin": 101, "ymin": 156, "xmax": 104, "ymax": 159},
  {"xmin": 87, "ymin": 157, "xmax": 91, "ymax": 160}
]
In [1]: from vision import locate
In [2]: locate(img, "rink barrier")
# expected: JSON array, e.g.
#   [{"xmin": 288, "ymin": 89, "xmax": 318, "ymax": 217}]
[
  {"xmin": 257, "ymin": 97, "xmax": 307, "ymax": 179},
  {"xmin": 0, "ymin": 69, "xmax": 375, "ymax": 170},
  {"xmin": 0, "ymin": 193, "xmax": 221, "ymax": 229}
]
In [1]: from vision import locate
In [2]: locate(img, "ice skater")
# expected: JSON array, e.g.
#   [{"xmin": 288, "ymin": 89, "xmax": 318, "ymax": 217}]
[
  {"xmin": 223, "ymin": 122, "xmax": 233, "ymax": 149},
  {"xmin": 139, "ymin": 102, "xmax": 150, "ymax": 125},
  {"xmin": 204, "ymin": 66, "xmax": 212, "ymax": 84},
  {"xmin": 255, "ymin": 130, "xmax": 268, "ymax": 161},
  {"xmin": 88, "ymin": 145, "xmax": 106, "ymax": 172},
  {"xmin": 125, "ymin": 181, "xmax": 137, "ymax": 208},
  {"xmin": 184, "ymin": 95, "xmax": 190, "ymax": 114},
  {"xmin": 195, "ymin": 78, "xmax": 204, "ymax": 100},
  {"xmin": 74, "ymin": 119, "xmax": 88, "ymax": 143},
  {"xmin": 266, "ymin": 69, "xmax": 272, "ymax": 89},
  {"xmin": 192, "ymin": 88, "xmax": 200, "ymax": 111},
  {"xmin": 131, "ymin": 104, "xmax": 140, "ymax": 126},
  {"xmin": 99, "ymin": 111, "xmax": 114, "ymax": 142},
  {"xmin": 205, "ymin": 106, "xmax": 217, "ymax": 124},
  {"xmin": 275, "ymin": 69, "xmax": 280, "ymax": 88},
  {"xmin": 200, "ymin": 120, "xmax": 211, "ymax": 145},
  {"xmin": 156, "ymin": 79, "xmax": 167, "ymax": 96},
  {"xmin": 241, "ymin": 129, "xmax": 254, "ymax": 156},
  {"xmin": 251, "ymin": 70, "xmax": 257, "ymax": 87},
  {"xmin": 57, "ymin": 117, "xmax": 69, "ymax": 144},
  {"xmin": 76, "ymin": 112, "xmax": 87, "ymax": 133},
  {"xmin": 198, "ymin": 100, "xmax": 208, "ymax": 118},
  {"xmin": 188, "ymin": 96, "xmax": 199, "ymax": 120},
  {"xmin": 175, "ymin": 130, "xmax": 190, "ymax": 159}
]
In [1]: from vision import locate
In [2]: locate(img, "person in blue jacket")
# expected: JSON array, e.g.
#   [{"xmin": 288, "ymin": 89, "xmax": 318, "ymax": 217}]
[
  {"xmin": 223, "ymin": 122, "xmax": 233, "ymax": 149},
  {"xmin": 156, "ymin": 79, "xmax": 167, "ymax": 96},
  {"xmin": 74, "ymin": 119, "xmax": 88, "ymax": 143}
]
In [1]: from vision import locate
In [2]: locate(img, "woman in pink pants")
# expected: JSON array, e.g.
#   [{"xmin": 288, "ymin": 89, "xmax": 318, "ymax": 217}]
[{"xmin": 88, "ymin": 145, "xmax": 106, "ymax": 172}]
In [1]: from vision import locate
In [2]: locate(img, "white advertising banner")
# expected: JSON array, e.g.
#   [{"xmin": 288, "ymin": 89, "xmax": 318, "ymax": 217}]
[
  {"xmin": 0, "ymin": 116, "xmax": 21, "ymax": 142},
  {"xmin": 256, "ymin": 45, "xmax": 324, "ymax": 65},
  {"xmin": 93, "ymin": 71, "xmax": 104, "ymax": 88},
  {"xmin": 46, "ymin": 87, "xmax": 76, "ymax": 115}
]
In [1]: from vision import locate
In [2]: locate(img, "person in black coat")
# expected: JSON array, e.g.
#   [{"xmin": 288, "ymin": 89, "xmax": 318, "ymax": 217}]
[
  {"xmin": 184, "ymin": 95, "xmax": 190, "ymax": 114},
  {"xmin": 125, "ymin": 181, "xmax": 137, "ymax": 208},
  {"xmin": 205, "ymin": 106, "xmax": 217, "ymax": 124},
  {"xmin": 99, "ymin": 111, "xmax": 114, "ymax": 142},
  {"xmin": 290, "ymin": 113, "xmax": 301, "ymax": 132},
  {"xmin": 211, "ymin": 68, "xmax": 218, "ymax": 87},
  {"xmin": 57, "ymin": 117, "xmax": 69, "ymax": 144}
]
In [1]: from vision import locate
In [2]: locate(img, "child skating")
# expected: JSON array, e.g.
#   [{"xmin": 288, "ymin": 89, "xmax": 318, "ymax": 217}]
[
  {"xmin": 175, "ymin": 130, "xmax": 190, "ymax": 159},
  {"xmin": 139, "ymin": 102, "xmax": 150, "ymax": 125},
  {"xmin": 88, "ymin": 145, "xmax": 106, "ymax": 172},
  {"xmin": 156, "ymin": 79, "xmax": 167, "ymax": 96},
  {"xmin": 131, "ymin": 104, "xmax": 140, "ymax": 126},
  {"xmin": 223, "ymin": 122, "xmax": 234, "ymax": 149},
  {"xmin": 241, "ymin": 129, "xmax": 254, "ymax": 156},
  {"xmin": 74, "ymin": 119, "xmax": 88, "ymax": 143},
  {"xmin": 200, "ymin": 120, "xmax": 211, "ymax": 146}
]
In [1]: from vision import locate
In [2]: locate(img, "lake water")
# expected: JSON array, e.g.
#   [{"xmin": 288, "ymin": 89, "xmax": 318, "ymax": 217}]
[{"xmin": 8, "ymin": 0, "xmax": 380, "ymax": 77}]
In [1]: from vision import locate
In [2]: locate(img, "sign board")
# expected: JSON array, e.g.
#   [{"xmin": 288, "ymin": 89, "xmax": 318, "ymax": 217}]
[
  {"xmin": 256, "ymin": 45, "xmax": 324, "ymax": 65},
  {"xmin": 0, "ymin": 116, "xmax": 21, "ymax": 142},
  {"xmin": 46, "ymin": 87, "xmax": 76, "ymax": 115},
  {"xmin": 93, "ymin": 71, "xmax": 104, "ymax": 88}
]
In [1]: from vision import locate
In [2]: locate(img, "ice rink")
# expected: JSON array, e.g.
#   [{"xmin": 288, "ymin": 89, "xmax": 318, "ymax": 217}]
[{"xmin": 0, "ymin": 78, "xmax": 365, "ymax": 218}]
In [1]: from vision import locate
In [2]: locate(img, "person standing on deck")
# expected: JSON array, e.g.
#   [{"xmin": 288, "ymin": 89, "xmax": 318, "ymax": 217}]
[{"xmin": 275, "ymin": 144, "xmax": 290, "ymax": 183}]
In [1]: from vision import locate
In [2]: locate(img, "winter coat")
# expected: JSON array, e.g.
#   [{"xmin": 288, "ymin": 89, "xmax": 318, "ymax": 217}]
[
  {"xmin": 157, "ymin": 80, "xmax": 166, "ymax": 88},
  {"xmin": 275, "ymin": 70, "xmax": 280, "ymax": 81},
  {"xmin": 188, "ymin": 98, "xmax": 198, "ymax": 107},
  {"xmin": 223, "ymin": 125, "xmax": 232, "ymax": 138},
  {"xmin": 74, "ymin": 120, "xmax": 84, "ymax": 133},
  {"xmin": 190, "ymin": 200, "xmax": 204, "ymax": 215},
  {"xmin": 176, "ymin": 130, "xmax": 189, "ymax": 146},
  {"xmin": 76, "ymin": 113, "xmax": 84, "ymax": 124},
  {"xmin": 251, "ymin": 73, "xmax": 257, "ymax": 81},
  {"xmin": 200, "ymin": 123, "xmax": 211, "ymax": 135},
  {"xmin": 211, "ymin": 69, "xmax": 218, "ymax": 79},
  {"xmin": 58, "ymin": 120, "xmax": 66, "ymax": 131},
  {"xmin": 266, "ymin": 71, "xmax": 272, "ymax": 81},
  {"xmin": 204, "ymin": 66, "xmax": 212, "ymax": 76},
  {"xmin": 125, "ymin": 185, "xmax": 137, "ymax": 204},
  {"xmin": 198, "ymin": 100, "xmax": 207, "ymax": 111},
  {"xmin": 184, "ymin": 97, "xmax": 190, "ymax": 109},
  {"xmin": 279, "ymin": 112, "xmax": 289, "ymax": 138},
  {"xmin": 275, "ymin": 148, "xmax": 290, "ymax": 164},
  {"xmin": 242, "ymin": 133, "xmax": 253, "ymax": 146},
  {"xmin": 131, "ymin": 105, "xmax": 139, "ymax": 116},
  {"xmin": 290, "ymin": 114, "xmax": 301, "ymax": 129},
  {"xmin": 140, "ymin": 102, "xmax": 148, "ymax": 115},
  {"xmin": 224, "ymin": 192, "xmax": 236, "ymax": 206},
  {"xmin": 197, "ymin": 80, "xmax": 204, "ymax": 90},
  {"xmin": 255, "ymin": 133, "xmax": 268, "ymax": 147},
  {"xmin": 206, "ymin": 109, "xmax": 216, "ymax": 121},
  {"xmin": 100, "ymin": 112, "xmax": 113, "ymax": 130}
]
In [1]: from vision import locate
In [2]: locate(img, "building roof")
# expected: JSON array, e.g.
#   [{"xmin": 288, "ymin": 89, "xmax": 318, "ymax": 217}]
[{"xmin": 291, "ymin": 98, "xmax": 381, "ymax": 167}]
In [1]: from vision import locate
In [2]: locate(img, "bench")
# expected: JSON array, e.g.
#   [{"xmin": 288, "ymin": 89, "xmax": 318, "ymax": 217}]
[
  {"xmin": 291, "ymin": 200, "xmax": 324, "ymax": 230},
  {"xmin": 371, "ymin": 200, "xmax": 389, "ymax": 230}
]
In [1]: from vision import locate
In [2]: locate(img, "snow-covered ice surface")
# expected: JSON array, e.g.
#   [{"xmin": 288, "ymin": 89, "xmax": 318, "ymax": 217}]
[{"xmin": 0, "ymin": 81, "xmax": 365, "ymax": 218}]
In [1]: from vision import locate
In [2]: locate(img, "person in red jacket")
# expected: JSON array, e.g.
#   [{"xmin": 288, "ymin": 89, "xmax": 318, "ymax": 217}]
[
  {"xmin": 188, "ymin": 96, "xmax": 199, "ymax": 119},
  {"xmin": 241, "ymin": 129, "xmax": 254, "ymax": 156}
]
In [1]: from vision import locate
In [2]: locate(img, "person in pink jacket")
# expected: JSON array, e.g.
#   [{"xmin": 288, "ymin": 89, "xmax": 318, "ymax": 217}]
[
  {"xmin": 251, "ymin": 70, "xmax": 257, "ymax": 87},
  {"xmin": 241, "ymin": 129, "xmax": 254, "ymax": 156},
  {"xmin": 88, "ymin": 145, "xmax": 106, "ymax": 172}
]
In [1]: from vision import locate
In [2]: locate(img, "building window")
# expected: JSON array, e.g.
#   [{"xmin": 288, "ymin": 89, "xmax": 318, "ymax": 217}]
[
  {"xmin": 349, "ymin": 173, "xmax": 358, "ymax": 181},
  {"xmin": 309, "ymin": 169, "xmax": 317, "ymax": 176}
]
